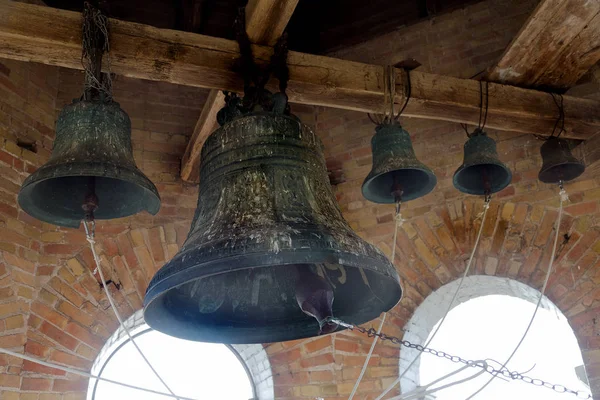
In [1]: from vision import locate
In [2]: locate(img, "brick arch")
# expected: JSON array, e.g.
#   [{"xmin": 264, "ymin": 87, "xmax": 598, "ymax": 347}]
[
  {"xmin": 87, "ymin": 309, "xmax": 275, "ymax": 400},
  {"xmin": 0, "ymin": 219, "xmax": 191, "ymax": 398},
  {"xmin": 399, "ymin": 275, "xmax": 587, "ymax": 393}
]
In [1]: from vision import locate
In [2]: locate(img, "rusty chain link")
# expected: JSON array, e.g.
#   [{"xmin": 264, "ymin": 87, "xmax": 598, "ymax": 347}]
[{"xmin": 327, "ymin": 317, "xmax": 592, "ymax": 399}]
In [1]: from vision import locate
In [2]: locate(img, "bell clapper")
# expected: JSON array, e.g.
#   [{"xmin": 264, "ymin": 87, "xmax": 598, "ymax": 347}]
[
  {"xmin": 81, "ymin": 177, "xmax": 99, "ymax": 274},
  {"xmin": 82, "ymin": 176, "xmax": 99, "ymax": 223},
  {"xmin": 294, "ymin": 265, "xmax": 337, "ymax": 335}
]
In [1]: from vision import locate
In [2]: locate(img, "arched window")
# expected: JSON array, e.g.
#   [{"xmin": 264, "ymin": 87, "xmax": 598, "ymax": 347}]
[
  {"xmin": 400, "ymin": 276, "xmax": 590, "ymax": 399},
  {"xmin": 88, "ymin": 310, "xmax": 274, "ymax": 400}
]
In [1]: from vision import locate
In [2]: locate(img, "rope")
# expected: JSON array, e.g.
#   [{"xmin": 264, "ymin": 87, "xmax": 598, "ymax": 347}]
[
  {"xmin": 0, "ymin": 347, "xmax": 196, "ymax": 400},
  {"xmin": 375, "ymin": 197, "xmax": 491, "ymax": 400},
  {"xmin": 348, "ymin": 204, "xmax": 403, "ymax": 399},
  {"xmin": 84, "ymin": 221, "xmax": 180, "ymax": 400},
  {"xmin": 390, "ymin": 361, "xmax": 489, "ymax": 400},
  {"xmin": 465, "ymin": 186, "xmax": 568, "ymax": 399},
  {"xmin": 347, "ymin": 313, "xmax": 387, "ymax": 400}
]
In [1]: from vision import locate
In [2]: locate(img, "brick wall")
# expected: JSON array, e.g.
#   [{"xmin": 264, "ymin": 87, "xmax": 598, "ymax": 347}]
[{"xmin": 1, "ymin": 0, "xmax": 600, "ymax": 398}]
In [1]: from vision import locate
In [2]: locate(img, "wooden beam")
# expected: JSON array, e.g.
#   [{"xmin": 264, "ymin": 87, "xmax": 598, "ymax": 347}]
[
  {"xmin": 180, "ymin": 90, "xmax": 225, "ymax": 182},
  {"xmin": 1, "ymin": 2, "xmax": 600, "ymax": 152},
  {"xmin": 181, "ymin": 0, "xmax": 300, "ymax": 182},
  {"xmin": 245, "ymin": 0, "xmax": 300, "ymax": 47},
  {"xmin": 487, "ymin": 0, "xmax": 600, "ymax": 90}
]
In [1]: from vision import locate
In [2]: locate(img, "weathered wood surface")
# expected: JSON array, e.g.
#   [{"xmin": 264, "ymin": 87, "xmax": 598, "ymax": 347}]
[
  {"xmin": 245, "ymin": 0, "xmax": 300, "ymax": 46},
  {"xmin": 181, "ymin": 90, "xmax": 225, "ymax": 182},
  {"xmin": 181, "ymin": 0, "xmax": 300, "ymax": 182},
  {"xmin": 1, "ymin": 1, "xmax": 600, "ymax": 148},
  {"xmin": 487, "ymin": 0, "xmax": 600, "ymax": 90}
]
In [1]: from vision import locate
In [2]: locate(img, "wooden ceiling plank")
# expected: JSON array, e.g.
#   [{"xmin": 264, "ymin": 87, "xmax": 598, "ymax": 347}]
[
  {"xmin": 2, "ymin": 0, "xmax": 600, "ymax": 181},
  {"xmin": 181, "ymin": 0, "xmax": 300, "ymax": 182},
  {"xmin": 487, "ymin": 0, "xmax": 600, "ymax": 89}
]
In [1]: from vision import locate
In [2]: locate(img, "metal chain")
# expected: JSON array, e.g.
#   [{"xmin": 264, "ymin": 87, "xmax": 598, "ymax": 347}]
[{"xmin": 326, "ymin": 317, "xmax": 592, "ymax": 399}]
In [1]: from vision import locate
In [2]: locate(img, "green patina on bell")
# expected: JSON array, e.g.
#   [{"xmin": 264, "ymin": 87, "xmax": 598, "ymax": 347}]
[
  {"xmin": 453, "ymin": 129, "xmax": 512, "ymax": 195},
  {"xmin": 144, "ymin": 110, "xmax": 402, "ymax": 344},
  {"xmin": 18, "ymin": 100, "xmax": 160, "ymax": 228},
  {"xmin": 362, "ymin": 122, "xmax": 437, "ymax": 203}
]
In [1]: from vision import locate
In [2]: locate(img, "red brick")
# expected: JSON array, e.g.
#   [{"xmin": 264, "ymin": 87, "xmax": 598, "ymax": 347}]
[
  {"xmin": 21, "ymin": 377, "xmax": 52, "ymax": 391},
  {"xmin": 48, "ymin": 277, "xmax": 85, "ymax": 308},
  {"xmin": 49, "ymin": 350, "xmax": 91, "ymax": 369},
  {"xmin": 0, "ymin": 333, "xmax": 26, "ymax": 349},
  {"xmin": 64, "ymin": 323, "xmax": 104, "ymax": 349},
  {"xmin": 565, "ymin": 201, "xmax": 598, "ymax": 217},
  {"xmin": 534, "ymin": 210, "xmax": 558, "ymax": 247},
  {"xmin": 335, "ymin": 339, "xmax": 361, "ymax": 353},
  {"xmin": 299, "ymin": 353, "xmax": 335, "ymax": 368},
  {"xmin": 270, "ymin": 348, "xmax": 301, "ymax": 364},
  {"xmin": 22, "ymin": 359, "xmax": 66, "ymax": 376},
  {"xmin": 24, "ymin": 341, "xmax": 51, "ymax": 358},
  {"xmin": 39, "ymin": 321, "xmax": 78, "ymax": 351},
  {"xmin": 304, "ymin": 336, "xmax": 332, "ymax": 353},
  {"xmin": 57, "ymin": 302, "xmax": 94, "ymax": 328},
  {"xmin": 52, "ymin": 378, "xmax": 88, "ymax": 392},
  {"xmin": 102, "ymin": 238, "xmax": 119, "ymax": 257},
  {"xmin": 148, "ymin": 227, "xmax": 166, "ymax": 262},
  {"xmin": 44, "ymin": 244, "xmax": 81, "ymax": 255}
]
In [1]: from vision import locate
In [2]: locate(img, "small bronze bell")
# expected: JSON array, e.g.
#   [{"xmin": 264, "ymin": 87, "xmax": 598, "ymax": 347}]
[
  {"xmin": 453, "ymin": 129, "xmax": 512, "ymax": 195},
  {"xmin": 362, "ymin": 122, "xmax": 437, "ymax": 203},
  {"xmin": 18, "ymin": 100, "xmax": 160, "ymax": 228},
  {"xmin": 144, "ymin": 112, "xmax": 402, "ymax": 344},
  {"xmin": 538, "ymin": 137, "xmax": 585, "ymax": 184}
]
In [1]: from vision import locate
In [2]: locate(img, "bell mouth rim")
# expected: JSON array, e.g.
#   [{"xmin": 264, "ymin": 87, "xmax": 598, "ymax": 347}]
[
  {"xmin": 18, "ymin": 167, "xmax": 161, "ymax": 228},
  {"xmin": 143, "ymin": 249, "xmax": 402, "ymax": 344},
  {"xmin": 538, "ymin": 162, "xmax": 586, "ymax": 184},
  {"xmin": 362, "ymin": 168, "xmax": 438, "ymax": 204},
  {"xmin": 452, "ymin": 163, "xmax": 513, "ymax": 195}
]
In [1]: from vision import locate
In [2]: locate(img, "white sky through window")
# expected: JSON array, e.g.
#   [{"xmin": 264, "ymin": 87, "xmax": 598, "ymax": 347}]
[
  {"xmin": 90, "ymin": 329, "xmax": 254, "ymax": 400},
  {"xmin": 419, "ymin": 295, "xmax": 590, "ymax": 399}
]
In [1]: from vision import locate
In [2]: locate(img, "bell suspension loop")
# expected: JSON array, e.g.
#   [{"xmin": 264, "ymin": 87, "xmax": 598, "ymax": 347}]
[{"xmin": 82, "ymin": 1, "xmax": 112, "ymax": 101}]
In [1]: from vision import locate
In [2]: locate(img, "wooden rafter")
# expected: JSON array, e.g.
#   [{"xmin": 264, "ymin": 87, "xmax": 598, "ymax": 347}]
[
  {"xmin": 487, "ymin": 0, "xmax": 600, "ymax": 171},
  {"xmin": 181, "ymin": 0, "xmax": 300, "ymax": 182},
  {"xmin": 1, "ymin": 0, "xmax": 600, "ymax": 180},
  {"xmin": 487, "ymin": 0, "xmax": 600, "ymax": 90}
]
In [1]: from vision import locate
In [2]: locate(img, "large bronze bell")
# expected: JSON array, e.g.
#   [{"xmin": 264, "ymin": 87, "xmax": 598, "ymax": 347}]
[
  {"xmin": 453, "ymin": 129, "xmax": 512, "ymax": 195},
  {"xmin": 362, "ymin": 122, "xmax": 437, "ymax": 203},
  {"xmin": 18, "ymin": 100, "xmax": 160, "ymax": 228},
  {"xmin": 144, "ymin": 112, "xmax": 402, "ymax": 344},
  {"xmin": 538, "ymin": 137, "xmax": 585, "ymax": 184}
]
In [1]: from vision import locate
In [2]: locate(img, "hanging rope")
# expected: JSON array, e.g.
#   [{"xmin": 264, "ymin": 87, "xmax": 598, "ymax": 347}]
[
  {"xmin": 394, "ymin": 69, "xmax": 411, "ymax": 121},
  {"xmin": 348, "ymin": 201, "xmax": 404, "ymax": 399},
  {"xmin": 348, "ymin": 313, "xmax": 387, "ymax": 400},
  {"xmin": 465, "ymin": 184, "xmax": 568, "ymax": 399},
  {"xmin": 375, "ymin": 196, "xmax": 492, "ymax": 400},
  {"xmin": 81, "ymin": 2, "xmax": 112, "ymax": 101},
  {"xmin": 550, "ymin": 93, "xmax": 565, "ymax": 138},
  {"xmin": 460, "ymin": 80, "xmax": 489, "ymax": 137},
  {"xmin": 84, "ymin": 220, "xmax": 181, "ymax": 400},
  {"xmin": 534, "ymin": 92, "xmax": 566, "ymax": 141},
  {"xmin": 368, "ymin": 67, "xmax": 411, "ymax": 126},
  {"xmin": 0, "ymin": 346, "xmax": 197, "ymax": 400},
  {"xmin": 390, "ymin": 361, "xmax": 489, "ymax": 400}
]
